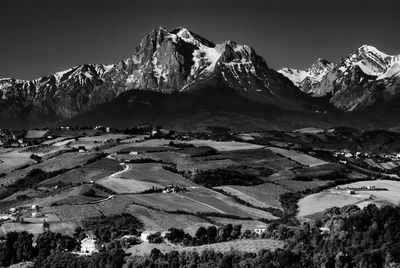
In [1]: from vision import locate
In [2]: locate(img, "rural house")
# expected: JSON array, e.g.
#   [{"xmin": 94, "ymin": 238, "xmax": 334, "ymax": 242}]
[
  {"xmin": 81, "ymin": 234, "xmax": 98, "ymax": 254},
  {"xmin": 254, "ymin": 225, "xmax": 268, "ymax": 235},
  {"xmin": 141, "ymin": 231, "xmax": 158, "ymax": 242}
]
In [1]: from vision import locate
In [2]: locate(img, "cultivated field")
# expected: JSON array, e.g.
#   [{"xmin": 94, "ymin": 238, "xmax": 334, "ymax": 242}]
[
  {"xmin": 97, "ymin": 163, "xmax": 195, "ymax": 194},
  {"xmin": 126, "ymin": 239, "xmax": 284, "ymax": 256},
  {"xmin": 179, "ymin": 187, "xmax": 277, "ymax": 219},
  {"xmin": 298, "ymin": 180, "xmax": 400, "ymax": 218},
  {"xmin": 40, "ymin": 158, "xmax": 122, "ymax": 185},
  {"xmin": 128, "ymin": 187, "xmax": 276, "ymax": 220},
  {"xmin": 221, "ymin": 149, "xmax": 300, "ymax": 172},
  {"xmin": 0, "ymin": 148, "xmax": 35, "ymax": 173},
  {"xmin": 1, "ymin": 152, "xmax": 100, "ymax": 186},
  {"xmin": 276, "ymin": 179, "xmax": 332, "ymax": 192},
  {"xmin": 267, "ymin": 147, "xmax": 328, "ymax": 167},
  {"xmin": 217, "ymin": 183, "xmax": 290, "ymax": 209},
  {"xmin": 42, "ymin": 204, "xmax": 103, "ymax": 221},
  {"xmin": 186, "ymin": 139, "xmax": 265, "ymax": 151},
  {"xmin": 127, "ymin": 204, "xmax": 212, "ymax": 235}
]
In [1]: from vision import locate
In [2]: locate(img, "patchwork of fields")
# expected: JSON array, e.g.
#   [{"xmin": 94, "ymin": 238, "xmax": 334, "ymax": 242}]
[{"xmin": 1, "ymin": 131, "xmax": 351, "ymax": 248}]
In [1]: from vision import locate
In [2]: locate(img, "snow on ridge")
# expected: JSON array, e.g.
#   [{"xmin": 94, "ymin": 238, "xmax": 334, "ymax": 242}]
[
  {"xmin": 54, "ymin": 68, "xmax": 74, "ymax": 82},
  {"xmin": 359, "ymin": 45, "xmax": 390, "ymax": 59},
  {"xmin": 152, "ymin": 54, "xmax": 168, "ymax": 84},
  {"xmin": 191, "ymin": 45, "xmax": 222, "ymax": 75},
  {"xmin": 278, "ymin": 68, "xmax": 309, "ymax": 86}
]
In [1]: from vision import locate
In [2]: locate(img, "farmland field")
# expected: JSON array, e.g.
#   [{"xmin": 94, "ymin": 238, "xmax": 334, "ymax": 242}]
[
  {"xmin": 126, "ymin": 239, "xmax": 284, "ymax": 256},
  {"xmin": 1, "ymin": 152, "xmax": 100, "ymax": 186},
  {"xmin": 128, "ymin": 187, "xmax": 276, "ymax": 220},
  {"xmin": 0, "ymin": 148, "xmax": 35, "ymax": 173},
  {"xmin": 186, "ymin": 139, "xmax": 265, "ymax": 151},
  {"xmin": 42, "ymin": 204, "xmax": 103, "ymax": 221},
  {"xmin": 276, "ymin": 179, "xmax": 333, "ymax": 192},
  {"xmin": 191, "ymin": 158, "xmax": 238, "ymax": 171},
  {"xmin": 127, "ymin": 204, "xmax": 212, "ymax": 235},
  {"xmin": 179, "ymin": 187, "xmax": 277, "ymax": 219},
  {"xmin": 217, "ymin": 183, "xmax": 290, "ymax": 209},
  {"xmin": 40, "ymin": 158, "xmax": 122, "ymax": 185},
  {"xmin": 221, "ymin": 149, "xmax": 300, "ymax": 172},
  {"xmin": 97, "ymin": 163, "xmax": 195, "ymax": 194},
  {"xmin": 298, "ymin": 180, "xmax": 400, "ymax": 218},
  {"xmin": 267, "ymin": 147, "xmax": 328, "ymax": 167}
]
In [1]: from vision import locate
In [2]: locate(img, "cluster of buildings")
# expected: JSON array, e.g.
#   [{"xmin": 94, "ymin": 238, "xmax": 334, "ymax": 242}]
[
  {"xmin": 333, "ymin": 149, "xmax": 400, "ymax": 171},
  {"xmin": 335, "ymin": 185, "xmax": 387, "ymax": 195},
  {"xmin": 0, "ymin": 204, "xmax": 43, "ymax": 223},
  {"xmin": 161, "ymin": 185, "xmax": 185, "ymax": 194}
]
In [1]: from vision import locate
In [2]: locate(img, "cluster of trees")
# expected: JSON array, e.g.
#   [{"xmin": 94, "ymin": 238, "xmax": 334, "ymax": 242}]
[
  {"xmin": 149, "ymin": 224, "xmax": 243, "ymax": 247},
  {"xmin": 193, "ymin": 168, "xmax": 264, "ymax": 187},
  {"xmin": 85, "ymin": 152, "xmax": 107, "ymax": 164},
  {"xmin": 127, "ymin": 204, "xmax": 400, "ymax": 267},
  {"xmin": 293, "ymin": 169, "xmax": 348, "ymax": 181},
  {"xmin": 80, "ymin": 214, "xmax": 143, "ymax": 244},
  {"xmin": 4, "ymin": 204, "xmax": 400, "ymax": 267},
  {"xmin": 36, "ymin": 248, "xmax": 127, "ymax": 268},
  {"xmin": 8, "ymin": 168, "xmax": 67, "ymax": 192},
  {"xmin": 0, "ymin": 231, "xmax": 77, "ymax": 267},
  {"xmin": 125, "ymin": 158, "xmax": 163, "ymax": 164},
  {"xmin": 168, "ymin": 141, "xmax": 194, "ymax": 148}
]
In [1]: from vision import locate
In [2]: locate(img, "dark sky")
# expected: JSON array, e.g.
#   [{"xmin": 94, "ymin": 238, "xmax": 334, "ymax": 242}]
[{"xmin": 1, "ymin": 0, "xmax": 399, "ymax": 80}]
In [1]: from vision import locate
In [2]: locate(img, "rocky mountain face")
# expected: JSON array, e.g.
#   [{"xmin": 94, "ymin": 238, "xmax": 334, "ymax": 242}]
[
  {"xmin": 278, "ymin": 58, "xmax": 335, "ymax": 94},
  {"xmin": 0, "ymin": 27, "xmax": 308, "ymax": 128},
  {"xmin": 281, "ymin": 45, "xmax": 400, "ymax": 111}
]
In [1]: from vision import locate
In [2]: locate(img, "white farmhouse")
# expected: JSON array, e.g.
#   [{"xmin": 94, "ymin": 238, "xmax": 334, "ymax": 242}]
[
  {"xmin": 81, "ymin": 236, "xmax": 98, "ymax": 254},
  {"xmin": 140, "ymin": 231, "xmax": 158, "ymax": 242},
  {"xmin": 254, "ymin": 225, "xmax": 268, "ymax": 235}
]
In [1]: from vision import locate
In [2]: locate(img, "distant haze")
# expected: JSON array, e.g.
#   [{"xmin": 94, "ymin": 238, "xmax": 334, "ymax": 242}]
[{"xmin": 1, "ymin": 0, "xmax": 399, "ymax": 80}]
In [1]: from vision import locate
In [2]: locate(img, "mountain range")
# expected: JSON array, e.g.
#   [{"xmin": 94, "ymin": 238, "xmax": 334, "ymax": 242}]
[{"xmin": 1, "ymin": 27, "xmax": 400, "ymax": 130}]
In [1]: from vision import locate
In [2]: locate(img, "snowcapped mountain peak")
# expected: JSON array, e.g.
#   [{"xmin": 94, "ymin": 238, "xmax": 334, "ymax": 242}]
[
  {"xmin": 0, "ymin": 26, "xmax": 309, "ymax": 123},
  {"xmin": 357, "ymin": 44, "xmax": 389, "ymax": 58},
  {"xmin": 278, "ymin": 58, "xmax": 335, "ymax": 93}
]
